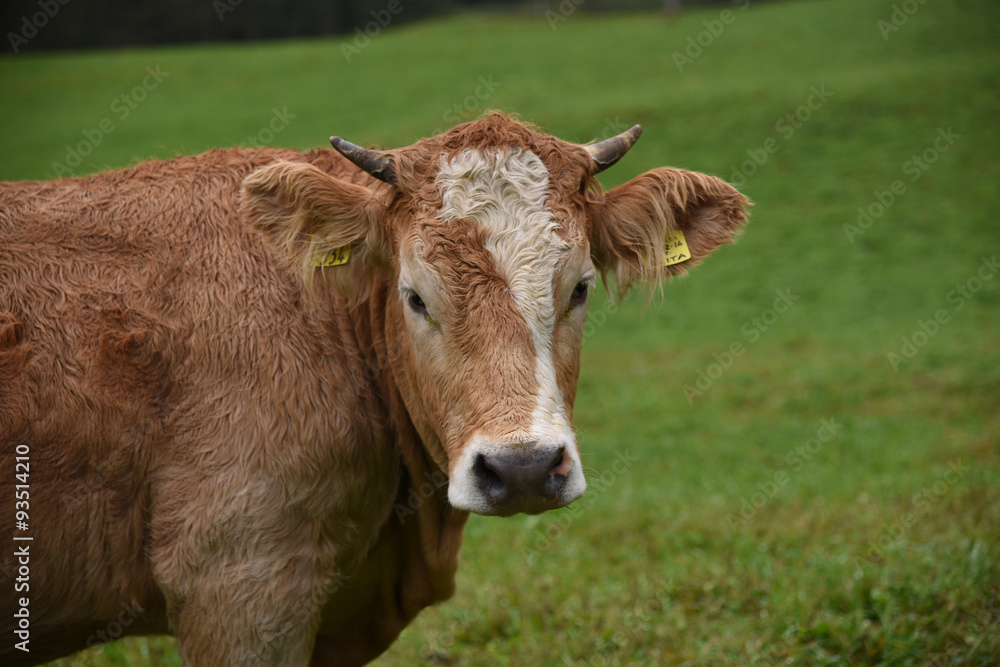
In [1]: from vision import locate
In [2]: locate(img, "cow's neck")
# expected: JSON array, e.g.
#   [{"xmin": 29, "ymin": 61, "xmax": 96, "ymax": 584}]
[
  {"xmin": 317, "ymin": 280, "xmax": 468, "ymax": 650},
  {"xmin": 367, "ymin": 276, "xmax": 469, "ymax": 595}
]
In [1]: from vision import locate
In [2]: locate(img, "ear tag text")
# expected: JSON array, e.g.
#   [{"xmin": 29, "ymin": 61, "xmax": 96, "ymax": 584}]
[
  {"xmin": 311, "ymin": 245, "xmax": 351, "ymax": 268},
  {"xmin": 663, "ymin": 229, "xmax": 691, "ymax": 267}
]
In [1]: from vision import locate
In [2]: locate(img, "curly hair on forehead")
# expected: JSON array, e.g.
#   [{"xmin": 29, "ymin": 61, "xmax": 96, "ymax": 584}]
[{"xmin": 388, "ymin": 112, "xmax": 598, "ymax": 199}]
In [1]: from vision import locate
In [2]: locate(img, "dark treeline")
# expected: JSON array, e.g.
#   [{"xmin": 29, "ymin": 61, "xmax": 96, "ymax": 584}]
[{"xmin": 3, "ymin": 0, "xmax": 726, "ymax": 53}]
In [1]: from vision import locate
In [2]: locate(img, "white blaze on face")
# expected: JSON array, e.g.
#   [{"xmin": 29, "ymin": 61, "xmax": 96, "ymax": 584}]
[{"xmin": 436, "ymin": 147, "xmax": 587, "ymax": 511}]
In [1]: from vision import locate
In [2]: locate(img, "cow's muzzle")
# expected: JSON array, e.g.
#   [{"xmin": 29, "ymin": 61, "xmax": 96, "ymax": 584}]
[
  {"xmin": 473, "ymin": 445, "xmax": 569, "ymax": 514},
  {"xmin": 448, "ymin": 437, "xmax": 587, "ymax": 516}
]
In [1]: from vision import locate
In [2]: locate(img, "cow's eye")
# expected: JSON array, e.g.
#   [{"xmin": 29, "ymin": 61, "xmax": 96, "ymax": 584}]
[
  {"xmin": 569, "ymin": 281, "xmax": 589, "ymax": 308},
  {"xmin": 407, "ymin": 291, "xmax": 427, "ymax": 315}
]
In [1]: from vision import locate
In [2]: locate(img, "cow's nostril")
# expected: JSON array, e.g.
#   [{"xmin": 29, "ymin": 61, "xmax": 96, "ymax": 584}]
[
  {"xmin": 474, "ymin": 452, "xmax": 505, "ymax": 502},
  {"xmin": 545, "ymin": 446, "xmax": 569, "ymax": 494},
  {"xmin": 548, "ymin": 446, "xmax": 569, "ymax": 476}
]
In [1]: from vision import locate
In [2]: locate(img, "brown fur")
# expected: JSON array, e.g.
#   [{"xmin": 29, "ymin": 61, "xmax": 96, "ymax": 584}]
[{"xmin": 0, "ymin": 113, "xmax": 747, "ymax": 666}]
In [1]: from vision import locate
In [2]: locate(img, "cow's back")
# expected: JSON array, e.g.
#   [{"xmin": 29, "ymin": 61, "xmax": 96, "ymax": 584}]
[{"xmin": 0, "ymin": 148, "xmax": 399, "ymax": 663}]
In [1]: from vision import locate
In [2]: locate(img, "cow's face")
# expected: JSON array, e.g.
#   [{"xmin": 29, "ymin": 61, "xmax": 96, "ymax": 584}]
[
  {"xmin": 242, "ymin": 114, "xmax": 749, "ymax": 517},
  {"xmin": 387, "ymin": 145, "xmax": 594, "ymax": 516}
]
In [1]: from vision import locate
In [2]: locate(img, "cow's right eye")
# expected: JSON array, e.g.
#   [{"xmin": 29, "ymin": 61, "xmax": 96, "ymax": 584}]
[{"xmin": 407, "ymin": 292, "xmax": 427, "ymax": 316}]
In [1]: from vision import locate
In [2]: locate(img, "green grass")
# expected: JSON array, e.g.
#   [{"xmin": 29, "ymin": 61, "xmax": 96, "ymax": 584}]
[{"xmin": 4, "ymin": 0, "xmax": 998, "ymax": 664}]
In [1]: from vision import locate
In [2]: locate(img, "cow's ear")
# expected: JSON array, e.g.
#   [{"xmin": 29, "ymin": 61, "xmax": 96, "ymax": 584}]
[
  {"xmin": 241, "ymin": 161, "xmax": 389, "ymax": 300},
  {"xmin": 589, "ymin": 168, "xmax": 750, "ymax": 297}
]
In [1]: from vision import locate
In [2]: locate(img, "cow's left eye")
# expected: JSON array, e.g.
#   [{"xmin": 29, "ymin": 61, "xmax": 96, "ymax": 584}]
[{"xmin": 569, "ymin": 281, "xmax": 589, "ymax": 308}]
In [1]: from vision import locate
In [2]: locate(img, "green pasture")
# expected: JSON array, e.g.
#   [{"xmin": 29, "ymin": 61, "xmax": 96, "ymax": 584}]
[{"xmin": 2, "ymin": 0, "xmax": 998, "ymax": 664}]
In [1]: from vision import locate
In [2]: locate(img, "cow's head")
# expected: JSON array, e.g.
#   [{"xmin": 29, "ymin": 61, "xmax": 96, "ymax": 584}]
[{"xmin": 242, "ymin": 114, "xmax": 748, "ymax": 517}]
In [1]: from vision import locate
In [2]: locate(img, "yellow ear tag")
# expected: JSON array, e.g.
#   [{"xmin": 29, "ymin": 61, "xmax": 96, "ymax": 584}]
[
  {"xmin": 663, "ymin": 229, "xmax": 691, "ymax": 267},
  {"xmin": 311, "ymin": 245, "xmax": 351, "ymax": 268}
]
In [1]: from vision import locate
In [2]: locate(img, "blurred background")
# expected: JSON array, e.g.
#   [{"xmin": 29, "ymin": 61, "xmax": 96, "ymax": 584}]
[
  {"xmin": 2, "ymin": 0, "xmax": 711, "ymax": 51},
  {"xmin": 2, "ymin": 0, "xmax": 998, "ymax": 664}
]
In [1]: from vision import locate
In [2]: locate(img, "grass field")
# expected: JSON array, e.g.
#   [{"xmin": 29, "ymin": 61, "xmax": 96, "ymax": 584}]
[{"xmin": 3, "ymin": 0, "xmax": 999, "ymax": 664}]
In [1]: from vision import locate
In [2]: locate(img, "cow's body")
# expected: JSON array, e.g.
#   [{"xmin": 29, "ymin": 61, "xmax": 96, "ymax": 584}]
[
  {"xmin": 0, "ymin": 114, "xmax": 748, "ymax": 665},
  {"xmin": 0, "ymin": 148, "xmax": 449, "ymax": 664}
]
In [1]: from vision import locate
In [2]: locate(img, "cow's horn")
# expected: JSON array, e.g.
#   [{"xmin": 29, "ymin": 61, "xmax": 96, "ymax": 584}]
[
  {"xmin": 584, "ymin": 124, "xmax": 643, "ymax": 173},
  {"xmin": 330, "ymin": 136, "xmax": 397, "ymax": 185}
]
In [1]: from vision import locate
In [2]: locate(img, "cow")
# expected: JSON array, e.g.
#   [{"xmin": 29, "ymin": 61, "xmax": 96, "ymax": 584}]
[{"xmin": 0, "ymin": 112, "xmax": 748, "ymax": 666}]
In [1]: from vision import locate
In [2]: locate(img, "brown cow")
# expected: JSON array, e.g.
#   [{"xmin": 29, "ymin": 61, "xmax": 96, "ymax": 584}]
[{"xmin": 0, "ymin": 113, "xmax": 748, "ymax": 665}]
